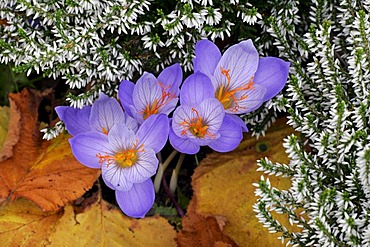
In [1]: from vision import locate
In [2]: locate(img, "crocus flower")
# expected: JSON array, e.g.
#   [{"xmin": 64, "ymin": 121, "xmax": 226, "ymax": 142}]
[
  {"xmin": 169, "ymin": 72, "xmax": 243, "ymax": 154},
  {"xmin": 55, "ymin": 93, "xmax": 138, "ymax": 136},
  {"xmin": 119, "ymin": 63, "xmax": 182, "ymax": 123},
  {"xmin": 69, "ymin": 114, "xmax": 169, "ymax": 218},
  {"xmin": 193, "ymin": 39, "xmax": 290, "ymax": 114}
]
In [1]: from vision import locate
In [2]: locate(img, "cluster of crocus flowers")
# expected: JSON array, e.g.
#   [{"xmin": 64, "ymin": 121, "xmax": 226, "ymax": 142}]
[
  {"xmin": 56, "ymin": 93, "xmax": 169, "ymax": 218},
  {"xmin": 170, "ymin": 39, "xmax": 290, "ymax": 154},
  {"xmin": 56, "ymin": 39, "xmax": 290, "ymax": 218}
]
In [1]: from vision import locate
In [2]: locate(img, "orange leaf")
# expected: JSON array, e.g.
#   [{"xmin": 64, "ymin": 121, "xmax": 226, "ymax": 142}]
[
  {"xmin": 179, "ymin": 117, "xmax": 300, "ymax": 246},
  {"xmin": 0, "ymin": 88, "xmax": 100, "ymax": 211},
  {"xmin": 0, "ymin": 196, "xmax": 177, "ymax": 246}
]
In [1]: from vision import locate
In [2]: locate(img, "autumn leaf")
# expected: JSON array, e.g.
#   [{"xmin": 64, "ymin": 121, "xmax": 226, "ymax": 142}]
[
  {"xmin": 0, "ymin": 195, "xmax": 177, "ymax": 246},
  {"xmin": 176, "ymin": 196, "xmax": 237, "ymax": 247},
  {"xmin": 0, "ymin": 106, "xmax": 10, "ymax": 150},
  {"xmin": 0, "ymin": 88, "xmax": 100, "ymax": 211},
  {"xmin": 178, "ymin": 117, "xmax": 300, "ymax": 246}
]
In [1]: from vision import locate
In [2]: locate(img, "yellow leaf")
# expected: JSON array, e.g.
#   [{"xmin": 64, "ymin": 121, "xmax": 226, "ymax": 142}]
[
  {"xmin": 0, "ymin": 106, "xmax": 10, "ymax": 150},
  {"xmin": 0, "ymin": 196, "xmax": 177, "ymax": 246},
  {"xmin": 0, "ymin": 199, "xmax": 62, "ymax": 246},
  {"xmin": 184, "ymin": 117, "xmax": 300, "ymax": 246}
]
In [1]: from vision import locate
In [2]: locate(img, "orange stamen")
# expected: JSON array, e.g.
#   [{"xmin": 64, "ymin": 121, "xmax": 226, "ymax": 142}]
[
  {"xmin": 216, "ymin": 67, "xmax": 255, "ymax": 112},
  {"xmin": 102, "ymin": 127, "xmax": 109, "ymax": 135},
  {"xmin": 141, "ymin": 81, "xmax": 176, "ymax": 120},
  {"xmin": 179, "ymin": 108, "xmax": 216, "ymax": 139},
  {"xmin": 96, "ymin": 141, "xmax": 145, "ymax": 168}
]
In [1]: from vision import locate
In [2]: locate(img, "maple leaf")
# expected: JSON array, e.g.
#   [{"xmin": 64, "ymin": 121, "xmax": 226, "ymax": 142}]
[
  {"xmin": 177, "ymin": 117, "xmax": 301, "ymax": 246},
  {"xmin": 0, "ymin": 88, "xmax": 100, "ymax": 211},
  {"xmin": 0, "ymin": 194, "xmax": 177, "ymax": 246}
]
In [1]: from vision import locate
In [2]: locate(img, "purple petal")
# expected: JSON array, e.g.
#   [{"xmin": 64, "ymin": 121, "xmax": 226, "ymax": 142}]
[
  {"xmin": 137, "ymin": 114, "xmax": 169, "ymax": 153},
  {"xmin": 213, "ymin": 40, "xmax": 259, "ymax": 90},
  {"xmin": 199, "ymin": 98, "xmax": 225, "ymax": 134},
  {"xmin": 123, "ymin": 148, "xmax": 158, "ymax": 183},
  {"xmin": 69, "ymin": 131, "xmax": 111, "ymax": 169},
  {"xmin": 124, "ymin": 113, "xmax": 139, "ymax": 132},
  {"xmin": 226, "ymin": 84, "xmax": 267, "ymax": 114},
  {"xmin": 115, "ymin": 179, "xmax": 155, "ymax": 218},
  {"xmin": 55, "ymin": 105, "xmax": 91, "ymax": 136},
  {"xmin": 157, "ymin": 97, "xmax": 179, "ymax": 116},
  {"xmin": 90, "ymin": 93, "xmax": 125, "ymax": 134},
  {"xmin": 169, "ymin": 128, "xmax": 200, "ymax": 154},
  {"xmin": 208, "ymin": 114, "xmax": 243, "ymax": 152},
  {"xmin": 132, "ymin": 72, "xmax": 163, "ymax": 123},
  {"xmin": 118, "ymin": 80, "xmax": 135, "ymax": 117},
  {"xmin": 193, "ymin": 39, "xmax": 221, "ymax": 77},
  {"xmin": 129, "ymin": 105, "xmax": 143, "ymax": 124},
  {"xmin": 180, "ymin": 72, "xmax": 215, "ymax": 105},
  {"xmin": 157, "ymin": 63, "xmax": 183, "ymax": 95},
  {"xmin": 108, "ymin": 124, "xmax": 136, "ymax": 153},
  {"xmin": 102, "ymin": 175, "xmax": 116, "ymax": 190},
  {"xmin": 227, "ymin": 114, "xmax": 249, "ymax": 132},
  {"xmin": 102, "ymin": 163, "xmax": 133, "ymax": 191},
  {"xmin": 254, "ymin": 57, "xmax": 290, "ymax": 101}
]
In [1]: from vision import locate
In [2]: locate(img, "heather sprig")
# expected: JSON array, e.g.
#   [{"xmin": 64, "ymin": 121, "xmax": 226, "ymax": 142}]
[
  {"xmin": 253, "ymin": 1, "xmax": 370, "ymax": 246},
  {"xmin": 0, "ymin": 0, "xmax": 263, "ymax": 112}
]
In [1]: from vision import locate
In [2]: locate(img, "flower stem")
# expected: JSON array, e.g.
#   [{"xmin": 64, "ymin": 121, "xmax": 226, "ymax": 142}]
[
  {"xmin": 162, "ymin": 174, "xmax": 185, "ymax": 217},
  {"xmin": 169, "ymin": 153, "xmax": 185, "ymax": 193},
  {"xmin": 154, "ymin": 150, "xmax": 178, "ymax": 193}
]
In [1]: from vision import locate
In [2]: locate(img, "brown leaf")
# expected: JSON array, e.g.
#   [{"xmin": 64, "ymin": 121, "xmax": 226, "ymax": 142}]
[
  {"xmin": 0, "ymin": 196, "xmax": 177, "ymax": 246},
  {"xmin": 0, "ymin": 88, "xmax": 100, "ymax": 211},
  {"xmin": 0, "ymin": 102, "xmax": 20, "ymax": 161},
  {"xmin": 178, "ymin": 117, "xmax": 300, "ymax": 246},
  {"xmin": 176, "ymin": 196, "xmax": 237, "ymax": 247}
]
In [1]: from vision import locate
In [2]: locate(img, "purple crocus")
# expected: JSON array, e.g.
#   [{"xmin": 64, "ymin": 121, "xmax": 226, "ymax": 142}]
[
  {"xmin": 69, "ymin": 114, "xmax": 169, "ymax": 218},
  {"xmin": 193, "ymin": 39, "xmax": 290, "ymax": 114},
  {"xmin": 119, "ymin": 63, "xmax": 182, "ymax": 124},
  {"xmin": 169, "ymin": 72, "xmax": 243, "ymax": 154},
  {"xmin": 55, "ymin": 93, "xmax": 138, "ymax": 137}
]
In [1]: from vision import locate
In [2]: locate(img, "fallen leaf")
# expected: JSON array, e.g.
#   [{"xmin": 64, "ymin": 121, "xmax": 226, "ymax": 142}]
[
  {"xmin": 0, "ymin": 101, "xmax": 20, "ymax": 161},
  {"xmin": 179, "ymin": 117, "xmax": 300, "ymax": 246},
  {"xmin": 0, "ymin": 195, "xmax": 177, "ymax": 246},
  {"xmin": 0, "ymin": 198, "xmax": 62, "ymax": 246},
  {"xmin": 0, "ymin": 106, "xmax": 10, "ymax": 150},
  {"xmin": 176, "ymin": 196, "xmax": 237, "ymax": 247},
  {"xmin": 0, "ymin": 88, "xmax": 100, "ymax": 211}
]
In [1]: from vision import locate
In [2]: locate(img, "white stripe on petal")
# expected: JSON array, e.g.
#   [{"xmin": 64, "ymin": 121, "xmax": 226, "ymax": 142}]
[
  {"xmin": 102, "ymin": 164, "xmax": 133, "ymax": 191},
  {"xmin": 199, "ymin": 98, "xmax": 225, "ymax": 134}
]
